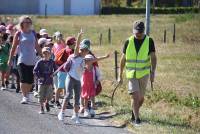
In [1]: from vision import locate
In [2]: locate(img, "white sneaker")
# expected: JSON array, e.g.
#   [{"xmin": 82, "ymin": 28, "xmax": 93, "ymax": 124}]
[
  {"xmin": 71, "ymin": 115, "xmax": 81, "ymax": 124},
  {"xmin": 20, "ymin": 97, "xmax": 28, "ymax": 104},
  {"xmin": 90, "ymin": 109, "xmax": 96, "ymax": 117},
  {"xmin": 33, "ymin": 91, "xmax": 39, "ymax": 98},
  {"xmin": 1, "ymin": 87, "xmax": 6, "ymax": 91},
  {"xmin": 58, "ymin": 112, "xmax": 64, "ymax": 121},
  {"xmin": 84, "ymin": 109, "xmax": 91, "ymax": 118}
]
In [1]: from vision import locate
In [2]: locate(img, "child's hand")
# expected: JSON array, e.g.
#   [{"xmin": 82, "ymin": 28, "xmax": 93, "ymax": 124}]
[
  {"xmin": 105, "ymin": 54, "xmax": 110, "ymax": 58},
  {"xmin": 78, "ymin": 28, "xmax": 84, "ymax": 37}
]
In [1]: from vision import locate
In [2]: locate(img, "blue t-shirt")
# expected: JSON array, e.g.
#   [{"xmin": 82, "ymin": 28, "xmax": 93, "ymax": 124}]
[{"xmin": 33, "ymin": 59, "xmax": 57, "ymax": 85}]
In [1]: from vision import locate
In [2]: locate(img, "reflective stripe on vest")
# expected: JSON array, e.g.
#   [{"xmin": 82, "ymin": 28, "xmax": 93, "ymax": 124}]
[{"xmin": 125, "ymin": 36, "xmax": 151, "ymax": 79}]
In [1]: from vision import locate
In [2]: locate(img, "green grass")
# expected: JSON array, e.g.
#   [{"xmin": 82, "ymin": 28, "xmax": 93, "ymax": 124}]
[{"xmin": 4, "ymin": 14, "xmax": 200, "ymax": 133}]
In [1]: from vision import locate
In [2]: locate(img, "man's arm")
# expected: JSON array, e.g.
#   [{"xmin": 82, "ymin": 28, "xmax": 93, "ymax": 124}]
[
  {"xmin": 118, "ymin": 54, "xmax": 126, "ymax": 84},
  {"xmin": 150, "ymin": 52, "xmax": 157, "ymax": 82}
]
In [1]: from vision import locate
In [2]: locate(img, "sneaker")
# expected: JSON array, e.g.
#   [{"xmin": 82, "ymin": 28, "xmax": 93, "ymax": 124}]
[
  {"xmin": 58, "ymin": 112, "xmax": 64, "ymax": 121},
  {"xmin": 16, "ymin": 88, "xmax": 20, "ymax": 93},
  {"xmin": 39, "ymin": 107, "xmax": 45, "ymax": 114},
  {"xmin": 33, "ymin": 91, "xmax": 39, "ymax": 98},
  {"xmin": 55, "ymin": 101, "xmax": 61, "ymax": 109},
  {"xmin": 45, "ymin": 102, "xmax": 50, "ymax": 112},
  {"xmin": 20, "ymin": 97, "xmax": 28, "ymax": 104},
  {"xmin": 1, "ymin": 86, "xmax": 6, "ymax": 91},
  {"xmin": 5, "ymin": 81, "xmax": 9, "ymax": 88},
  {"xmin": 90, "ymin": 109, "xmax": 95, "ymax": 117},
  {"xmin": 79, "ymin": 106, "xmax": 84, "ymax": 113},
  {"xmin": 84, "ymin": 109, "xmax": 91, "ymax": 118},
  {"xmin": 50, "ymin": 98, "xmax": 55, "ymax": 104},
  {"xmin": 131, "ymin": 111, "xmax": 135, "ymax": 121},
  {"xmin": 133, "ymin": 118, "xmax": 141, "ymax": 126},
  {"xmin": 71, "ymin": 115, "xmax": 81, "ymax": 124}
]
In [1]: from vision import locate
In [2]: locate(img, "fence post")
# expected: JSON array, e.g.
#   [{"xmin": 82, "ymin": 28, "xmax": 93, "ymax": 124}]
[
  {"xmin": 114, "ymin": 50, "xmax": 118, "ymax": 81},
  {"xmin": 108, "ymin": 28, "xmax": 111, "ymax": 45},
  {"xmin": 99, "ymin": 33, "xmax": 102, "ymax": 46},
  {"xmin": 164, "ymin": 29, "xmax": 166, "ymax": 43},
  {"xmin": 173, "ymin": 24, "xmax": 176, "ymax": 43},
  {"xmin": 45, "ymin": 4, "xmax": 47, "ymax": 18}
]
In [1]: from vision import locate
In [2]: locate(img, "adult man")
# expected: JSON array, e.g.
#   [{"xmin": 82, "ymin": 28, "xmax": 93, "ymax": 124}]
[{"xmin": 118, "ymin": 20, "xmax": 157, "ymax": 125}]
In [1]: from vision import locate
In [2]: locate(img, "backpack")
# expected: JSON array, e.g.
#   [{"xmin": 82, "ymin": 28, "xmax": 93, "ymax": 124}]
[{"xmin": 54, "ymin": 48, "xmax": 73, "ymax": 65}]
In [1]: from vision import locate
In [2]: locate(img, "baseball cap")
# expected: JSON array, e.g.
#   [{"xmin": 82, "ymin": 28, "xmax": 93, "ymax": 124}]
[
  {"xmin": 133, "ymin": 20, "xmax": 145, "ymax": 34},
  {"xmin": 54, "ymin": 31, "xmax": 62, "ymax": 38},
  {"xmin": 65, "ymin": 36, "xmax": 76, "ymax": 46},
  {"xmin": 0, "ymin": 25, "xmax": 6, "ymax": 33},
  {"xmin": 42, "ymin": 47, "xmax": 51, "ymax": 53},
  {"xmin": 38, "ymin": 38, "xmax": 51, "ymax": 45},
  {"xmin": 39, "ymin": 29, "xmax": 48, "ymax": 36},
  {"xmin": 80, "ymin": 39, "xmax": 91, "ymax": 50}
]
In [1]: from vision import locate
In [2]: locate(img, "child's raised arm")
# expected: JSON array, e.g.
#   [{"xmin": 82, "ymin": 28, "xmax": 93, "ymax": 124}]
[{"xmin": 74, "ymin": 29, "xmax": 84, "ymax": 56}]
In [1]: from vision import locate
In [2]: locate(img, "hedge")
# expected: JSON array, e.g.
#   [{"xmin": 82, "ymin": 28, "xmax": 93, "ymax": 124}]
[{"xmin": 101, "ymin": 7, "xmax": 200, "ymax": 14}]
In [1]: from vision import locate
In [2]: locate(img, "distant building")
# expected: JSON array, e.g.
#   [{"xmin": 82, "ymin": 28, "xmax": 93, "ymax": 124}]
[{"xmin": 0, "ymin": 0, "xmax": 101, "ymax": 15}]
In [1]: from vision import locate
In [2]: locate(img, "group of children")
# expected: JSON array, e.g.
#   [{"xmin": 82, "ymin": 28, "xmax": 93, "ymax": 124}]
[{"xmin": 0, "ymin": 21, "xmax": 110, "ymax": 124}]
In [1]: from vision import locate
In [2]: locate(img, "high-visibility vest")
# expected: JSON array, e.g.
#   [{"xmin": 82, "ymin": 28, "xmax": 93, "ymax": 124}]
[{"xmin": 125, "ymin": 35, "xmax": 151, "ymax": 79}]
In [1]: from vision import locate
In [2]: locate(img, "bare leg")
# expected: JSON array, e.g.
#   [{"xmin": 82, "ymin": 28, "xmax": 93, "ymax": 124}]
[
  {"xmin": 55, "ymin": 88, "xmax": 61, "ymax": 102},
  {"xmin": 132, "ymin": 91, "xmax": 140, "ymax": 119},
  {"xmin": 1, "ymin": 72, "xmax": 5, "ymax": 85},
  {"xmin": 61, "ymin": 99, "xmax": 67, "ymax": 112}
]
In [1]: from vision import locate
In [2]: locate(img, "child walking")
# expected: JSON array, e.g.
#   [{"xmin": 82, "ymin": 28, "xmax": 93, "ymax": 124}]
[
  {"xmin": 0, "ymin": 33, "xmax": 10, "ymax": 90},
  {"xmin": 33, "ymin": 47, "xmax": 57, "ymax": 114},
  {"xmin": 58, "ymin": 30, "xmax": 86, "ymax": 123},
  {"xmin": 82, "ymin": 52, "xmax": 109, "ymax": 118}
]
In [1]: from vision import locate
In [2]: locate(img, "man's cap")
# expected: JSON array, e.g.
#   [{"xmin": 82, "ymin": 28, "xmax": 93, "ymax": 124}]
[{"xmin": 133, "ymin": 20, "xmax": 145, "ymax": 34}]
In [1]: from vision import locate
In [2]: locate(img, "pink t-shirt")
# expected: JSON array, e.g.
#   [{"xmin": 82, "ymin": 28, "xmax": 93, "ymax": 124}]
[{"xmin": 52, "ymin": 43, "xmax": 66, "ymax": 55}]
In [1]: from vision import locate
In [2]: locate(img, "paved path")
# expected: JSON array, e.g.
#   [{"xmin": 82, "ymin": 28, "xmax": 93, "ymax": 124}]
[{"xmin": 0, "ymin": 89, "xmax": 132, "ymax": 134}]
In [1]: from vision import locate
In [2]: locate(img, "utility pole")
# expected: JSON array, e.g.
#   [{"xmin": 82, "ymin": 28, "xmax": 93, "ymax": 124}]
[{"xmin": 145, "ymin": 0, "xmax": 151, "ymax": 35}]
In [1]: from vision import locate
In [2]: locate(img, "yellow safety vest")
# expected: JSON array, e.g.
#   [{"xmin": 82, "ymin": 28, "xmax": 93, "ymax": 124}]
[{"xmin": 125, "ymin": 35, "xmax": 151, "ymax": 79}]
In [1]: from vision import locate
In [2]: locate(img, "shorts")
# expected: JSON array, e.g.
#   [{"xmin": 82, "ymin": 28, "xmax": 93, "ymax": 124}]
[
  {"xmin": 38, "ymin": 85, "xmax": 53, "ymax": 103},
  {"xmin": 64, "ymin": 75, "xmax": 81, "ymax": 106},
  {"xmin": 56, "ymin": 71, "xmax": 67, "ymax": 89},
  {"xmin": 0, "ymin": 63, "xmax": 8, "ymax": 72},
  {"xmin": 18, "ymin": 63, "xmax": 34, "ymax": 84},
  {"xmin": 128, "ymin": 75, "xmax": 149, "ymax": 95}
]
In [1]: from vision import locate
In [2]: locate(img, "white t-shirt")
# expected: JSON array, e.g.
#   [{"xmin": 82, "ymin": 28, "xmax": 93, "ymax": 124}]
[{"xmin": 68, "ymin": 54, "xmax": 85, "ymax": 81}]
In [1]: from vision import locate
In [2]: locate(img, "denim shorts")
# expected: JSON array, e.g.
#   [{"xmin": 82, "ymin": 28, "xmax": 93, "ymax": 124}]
[
  {"xmin": 64, "ymin": 75, "xmax": 81, "ymax": 106},
  {"xmin": 56, "ymin": 71, "xmax": 67, "ymax": 89}
]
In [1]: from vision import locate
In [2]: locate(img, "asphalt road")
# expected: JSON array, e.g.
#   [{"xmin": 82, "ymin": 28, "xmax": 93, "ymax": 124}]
[{"xmin": 0, "ymin": 89, "xmax": 132, "ymax": 134}]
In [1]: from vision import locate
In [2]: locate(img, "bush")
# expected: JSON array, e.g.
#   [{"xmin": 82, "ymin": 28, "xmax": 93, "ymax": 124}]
[{"xmin": 101, "ymin": 7, "xmax": 200, "ymax": 14}]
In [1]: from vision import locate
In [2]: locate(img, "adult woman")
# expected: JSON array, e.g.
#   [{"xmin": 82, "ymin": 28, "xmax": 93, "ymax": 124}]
[{"xmin": 8, "ymin": 16, "xmax": 41, "ymax": 104}]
